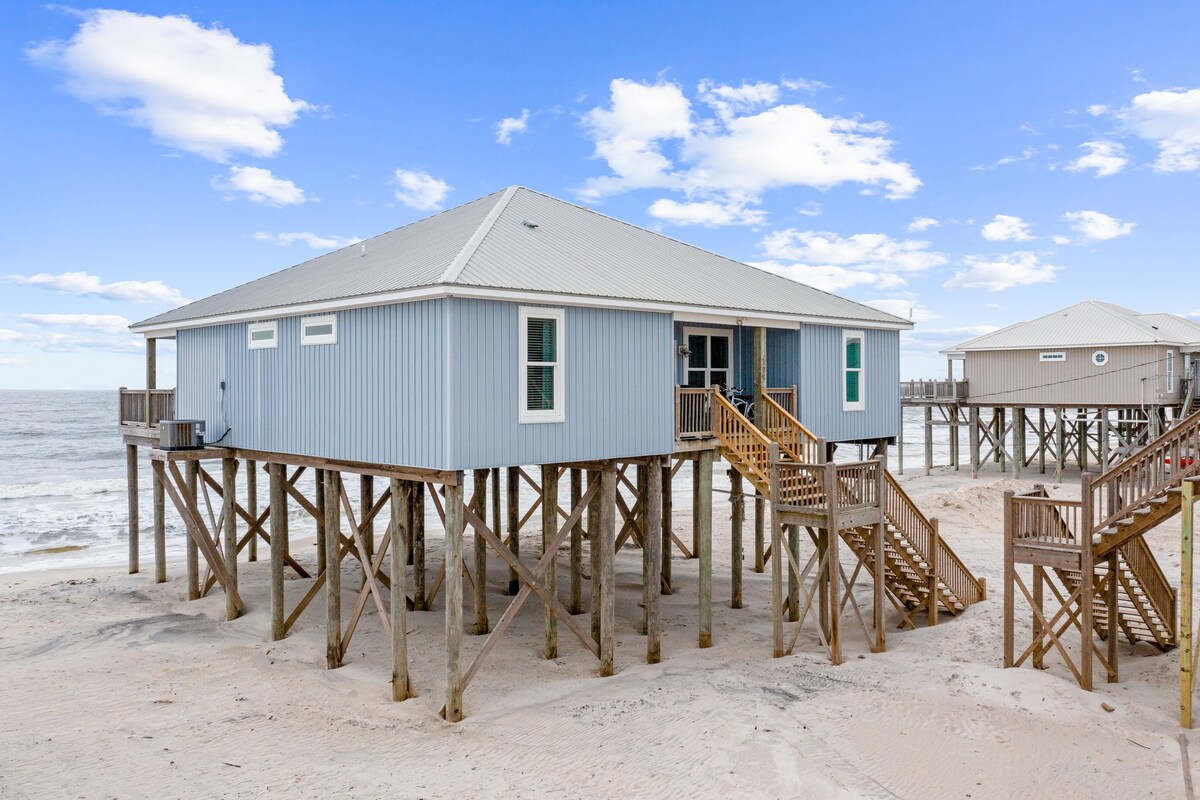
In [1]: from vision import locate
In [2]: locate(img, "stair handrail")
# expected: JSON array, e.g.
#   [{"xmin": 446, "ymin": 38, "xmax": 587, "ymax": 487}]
[
  {"xmin": 710, "ymin": 388, "xmax": 775, "ymax": 488},
  {"xmin": 1121, "ymin": 534, "xmax": 1176, "ymax": 642},
  {"xmin": 760, "ymin": 392, "xmax": 822, "ymax": 464},
  {"xmin": 1089, "ymin": 407, "xmax": 1200, "ymax": 533}
]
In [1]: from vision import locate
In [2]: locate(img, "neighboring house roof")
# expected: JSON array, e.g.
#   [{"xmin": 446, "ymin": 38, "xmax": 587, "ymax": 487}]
[
  {"xmin": 132, "ymin": 186, "xmax": 910, "ymax": 334},
  {"xmin": 944, "ymin": 300, "xmax": 1200, "ymax": 354}
]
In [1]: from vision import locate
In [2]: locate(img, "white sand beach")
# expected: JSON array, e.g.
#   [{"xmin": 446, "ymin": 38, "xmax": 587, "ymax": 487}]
[{"xmin": 0, "ymin": 466, "xmax": 1191, "ymax": 799}]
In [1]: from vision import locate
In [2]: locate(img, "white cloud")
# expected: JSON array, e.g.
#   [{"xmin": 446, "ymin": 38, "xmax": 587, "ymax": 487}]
[
  {"xmin": 19, "ymin": 313, "xmax": 131, "ymax": 335},
  {"xmin": 647, "ymin": 198, "xmax": 766, "ymax": 227},
  {"xmin": 796, "ymin": 201, "xmax": 822, "ymax": 217},
  {"xmin": 781, "ymin": 76, "xmax": 829, "ymax": 94},
  {"xmin": 216, "ymin": 165, "xmax": 305, "ymax": 206},
  {"xmin": 863, "ymin": 298, "xmax": 940, "ymax": 322},
  {"xmin": 0, "ymin": 329, "xmax": 22, "ymax": 343},
  {"xmin": 1087, "ymin": 104, "xmax": 1109, "ymax": 117},
  {"xmin": 392, "ymin": 169, "xmax": 452, "ymax": 211},
  {"xmin": 495, "ymin": 109, "xmax": 530, "ymax": 145},
  {"xmin": 907, "ymin": 216, "xmax": 939, "ymax": 232},
  {"xmin": 5, "ymin": 271, "xmax": 188, "ymax": 304},
  {"xmin": 971, "ymin": 147, "xmax": 1037, "ymax": 171},
  {"xmin": 253, "ymin": 231, "xmax": 360, "ymax": 249},
  {"xmin": 1064, "ymin": 140, "xmax": 1128, "ymax": 177},
  {"xmin": 980, "ymin": 214, "xmax": 1034, "ymax": 242},
  {"xmin": 752, "ymin": 229, "xmax": 946, "ymax": 291},
  {"xmin": 578, "ymin": 78, "xmax": 920, "ymax": 218},
  {"xmin": 27, "ymin": 9, "xmax": 309, "ymax": 161},
  {"xmin": 902, "ymin": 324, "xmax": 1000, "ymax": 355},
  {"xmin": 1062, "ymin": 210, "xmax": 1136, "ymax": 241},
  {"xmin": 944, "ymin": 252, "xmax": 1060, "ymax": 292},
  {"xmin": 1052, "ymin": 235, "xmax": 1073, "ymax": 245},
  {"xmin": 1115, "ymin": 87, "xmax": 1200, "ymax": 172}
]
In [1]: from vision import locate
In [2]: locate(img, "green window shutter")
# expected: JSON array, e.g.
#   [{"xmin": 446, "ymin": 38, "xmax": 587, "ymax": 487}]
[
  {"xmin": 845, "ymin": 338, "xmax": 861, "ymax": 369},
  {"xmin": 845, "ymin": 371, "xmax": 860, "ymax": 404}
]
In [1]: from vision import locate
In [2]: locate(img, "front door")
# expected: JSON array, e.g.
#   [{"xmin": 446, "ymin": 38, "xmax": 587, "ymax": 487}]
[{"xmin": 684, "ymin": 329, "xmax": 733, "ymax": 389}]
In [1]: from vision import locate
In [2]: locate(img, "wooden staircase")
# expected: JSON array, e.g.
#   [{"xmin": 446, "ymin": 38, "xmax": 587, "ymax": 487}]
[
  {"xmin": 1006, "ymin": 407, "xmax": 1200, "ymax": 687},
  {"xmin": 711, "ymin": 390, "xmax": 985, "ymax": 622}
]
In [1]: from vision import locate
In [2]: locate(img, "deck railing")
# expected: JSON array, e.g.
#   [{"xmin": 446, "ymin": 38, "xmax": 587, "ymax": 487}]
[
  {"xmin": 675, "ymin": 386, "xmax": 798, "ymax": 440},
  {"xmin": 760, "ymin": 392, "xmax": 821, "ymax": 464},
  {"xmin": 1008, "ymin": 488, "xmax": 1081, "ymax": 547},
  {"xmin": 773, "ymin": 458, "xmax": 881, "ymax": 513},
  {"xmin": 711, "ymin": 391, "xmax": 773, "ymax": 488},
  {"xmin": 1123, "ymin": 534, "xmax": 1175, "ymax": 633},
  {"xmin": 900, "ymin": 379, "xmax": 968, "ymax": 402},
  {"xmin": 118, "ymin": 387, "xmax": 175, "ymax": 427}
]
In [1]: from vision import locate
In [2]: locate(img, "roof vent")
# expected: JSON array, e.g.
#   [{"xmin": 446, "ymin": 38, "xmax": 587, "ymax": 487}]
[
  {"xmin": 522, "ymin": 220, "xmax": 539, "ymax": 229},
  {"xmin": 360, "ymin": 243, "xmax": 367, "ymax": 257}
]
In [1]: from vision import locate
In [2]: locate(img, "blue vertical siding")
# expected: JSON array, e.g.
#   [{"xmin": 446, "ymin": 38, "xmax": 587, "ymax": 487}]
[
  {"xmin": 176, "ymin": 300, "xmax": 447, "ymax": 468},
  {"xmin": 450, "ymin": 299, "xmax": 675, "ymax": 468},
  {"xmin": 798, "ymin": 325, "xmax": 900, "ymax": 442}
]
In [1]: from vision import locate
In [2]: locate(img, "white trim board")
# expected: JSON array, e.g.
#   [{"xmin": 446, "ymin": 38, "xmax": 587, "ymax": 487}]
[{"xmin": 132, "ymin": 284, "xmax": 912, "ymax": 337}]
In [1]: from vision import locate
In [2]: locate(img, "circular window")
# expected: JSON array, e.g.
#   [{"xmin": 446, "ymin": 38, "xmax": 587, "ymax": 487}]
[{"xmin": 1092, "ymin": 350, "xmax": 1109, "ymax": 367}]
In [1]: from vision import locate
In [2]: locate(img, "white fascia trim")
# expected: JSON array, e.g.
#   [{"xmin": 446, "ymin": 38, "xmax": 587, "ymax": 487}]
[
  {"xmin": 132, "ymin": 284, "xmax": 913, "ymax": 336},
  {"xmin": 949, "ymin": 341, "xmax": 1188, "ymax": 353}
]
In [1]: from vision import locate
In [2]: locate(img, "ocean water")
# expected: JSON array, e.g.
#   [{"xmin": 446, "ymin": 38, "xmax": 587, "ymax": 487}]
[{"xmin": 0, "ymin": 391, "xmax": 955, "ymax": 576}]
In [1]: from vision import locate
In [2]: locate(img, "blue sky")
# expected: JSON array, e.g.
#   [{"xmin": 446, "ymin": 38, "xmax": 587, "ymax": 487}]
[{"xmin": 3, "ymin": 2, "xmax": 1199, "ymax": 389}]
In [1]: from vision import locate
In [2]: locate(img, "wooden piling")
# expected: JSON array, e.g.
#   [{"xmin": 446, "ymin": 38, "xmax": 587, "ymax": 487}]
[
  {"xmin": 268, "ymin": 463, "xmax": 287, "ymax": 641},
  {"xmin": 646, "ymin": 460, "xmax": 663, "ymax": 664},
  {"xmin": 126, "ymin": 444, "xmax": 139, "ymax": 574},
  {"xmin": 754, "ymin": 495, "xmax": 765, "ymax": 573},
  {"xmin": 1002, "ymin": 490, "xmax": 1015, "ymax": 669},
  {"xmin": 692, "ymin": 457, "xmax": 701, "ymax": 558},
  {"xmin": 360, "ymin": 474, "xmax": 375, "ymax": 563},
  {"xmin": 153, "ymin": 463, "xmax": 166, "ymax": 583},
  {"xmin": 923, "ymin": 406, "xmax": 933, "ymax": 475},
  {"xmin": 391, "ymin": 478, "xmax": 413, "ymax": 701},
  {"xmin": 1099, "ymin": 411, "xmax": 1110, "ymax": 472},
  {"xmin": 730, "ymin": 470, "xmax": 744, "ymax": 609},
  {"xmin": 472, "ymin": 468, "xmax": 489, "ymax": 635},
  {"xmin": 569, "ymin": 468, "xmax": 583, "ymax": 615},
  {"xmin": 222, "ymin": 457, "xmax": 239, "ymax": 621},
  {"xmin": 1183, "ymin": 477, "xmax": 1195, "ymax": 727},
  {"xmin": 1013, "ymin": 408, "xmax": 1025, "ymax": 479},
  {"xmin": 185, "ymin": 461, "xmax": 199, "ymax": 600},
  {"xmin": 589, "ymin": 468, "xmax": 602, "ymax": 642},
  {"xmin": 769, "ymin": 444, "xmax": 784, "ymax": 657},
  {"xmin": 541, "ymin": 465, "xmax": 558, "ymax": 659},
  {"xmin": 1079, "ymin": 473, "xmax": 1094, "ymax": 691},
  {"xmin": 1038, "ymin": 409, "xmax": 1047, "ymax": 474},
  {"xmin": 599, "ymin": 464, "xmax": 616, "ymax": 677},
  {"xmin": 697, "ymin": 449, "xmax": 713, "ymax": 649},
  {"xmin": 823, "ymin": 462, "xmax": 842, "ymax": 665},
  {"xmin": 661, "ymin": 460, "xmax": 673, "ymax": 593},
  {"xmin": 969, "ymin": 406, "xmax": 981, "ymax": 479},
  {"xmin": 325, "ymin": 471, "xmax": 343, "ymax": 669},
  {"xmin": 412, "ymin": 481, "xmax": 426, "ymax": 610},
  {"xmin": 1055, "ymin": 412, "xmax": 1065, "ymax": 484},
  {"xmin": 315, "ymin": 469, "xmax": 327, "ymax": 575},
  {"xmin": 506, "ymin": 466, "xmax": 520, "ymax": 596},
  {"xmin": 638, "ymin": 465, "xmax": 649, "ymax": 635},
  {"xmin": 246, "ymin": 458, "xmax": 258, "ymax": 562},
  {"xmin": 444, "ymin": 479, "xmax": 464, "ymax": 721}
]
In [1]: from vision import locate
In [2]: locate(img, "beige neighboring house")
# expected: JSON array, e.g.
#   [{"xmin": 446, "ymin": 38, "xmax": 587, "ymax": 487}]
[{"xmin": 943, "ymin": 301, "xmax": 1200, "ymax": 409}]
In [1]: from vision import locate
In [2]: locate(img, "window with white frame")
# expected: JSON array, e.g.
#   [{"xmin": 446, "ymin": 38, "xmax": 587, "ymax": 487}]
[
  {"xmin": 301, "ymin": 314, "xmax": 337, "ymax": 346},
  {"xmin": 247, "ymin": 320, "xmax": 278, "ymax": 350},
  {"xmin": 843, "ymin": 330, "xmax": 865, "ymax": 411},
  {"xmin": 1168, "ymin": 350, "xmax": 1177, "ymax": 394},
  {"xmin": 519, "ymin": 307, "xmax": 564, "ymax": 423}
]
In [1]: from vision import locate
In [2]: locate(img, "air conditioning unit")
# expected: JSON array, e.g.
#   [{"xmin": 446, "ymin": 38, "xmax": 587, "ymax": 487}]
[{"xmin": 159, "ymin": 419, "xmax": 205, "ymax": 451}]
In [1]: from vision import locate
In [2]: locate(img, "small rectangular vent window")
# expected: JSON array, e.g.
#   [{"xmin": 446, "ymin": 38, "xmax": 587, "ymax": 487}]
[
  {"xmin": 247, "ymin": 321, "xmax": 278, "ymax": 350},
  {"xmin": 301, "ymin": 315, "xmax": 337, "ymax": 346}
]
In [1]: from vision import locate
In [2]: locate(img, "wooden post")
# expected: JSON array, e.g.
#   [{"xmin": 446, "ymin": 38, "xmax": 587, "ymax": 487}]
[
  {"xmin": 412, "ymin": 482, "xmax": 426, "ymax": 610},
  {"xmin": 360, "ymin": 474, "xmax": 375, "ymax": 564},
  {"xmin": 315, "ymin": 469, "xmax": 327, "ymax": 576},
  {"xmin": 443, "ymin": 478, "xmax": 464, "ymax": 721},
  {"xmin": 824, "ymin": 462, "xmax": 841, "ymax": 665},
  {"xmin": 1013, "ymin": 408, "xmax": 1025, "ymax": 479},
  {"xmin": 570, "ymin": 468, "xmax": 583, "ymax": 615},
  {"xmin": 1002, "ymin": 490, "xmax": 1015, "ymax": 668},
  {"xmin": 391, "ymin": 478, "xmax": 413, "ymax": 701},
  {"xmin": 923, "ymin": 406, "xmax": 933, "ymax": 476},
  {"xmin": 1099, "ymin": 411, "xmax": 1110, "ymax": 473},
  {"xmin": 222, "ymin": 457, "xmax": 239, "ymax": 621},
  {"xmin": 730, "ymin": 470, "xmax": 744, "ymax": 609},
  {"xmin": 692, "ymin": 456, "xmax": 701, "ymax": 557},
  {"xmin": 897, "ymin": 405, "xmax": 905, "ymax": 475},
  {"xmin": 646, "ymin": 459, "xmax": 663, "ymax": 664},
  {"xmin": 599, "ymin": 464, "xmax": 616, "ymax": 677},
  {"xmin": 541, "ymin": 464, "xmax": 558, "ymax": 659},
  {"xmin": 1038, "ymin": 409, "xmax": 1047, "ymax": 474},
  {"xmin": 144, "ymin": 337, "xmax": 156, "ymax": 428},
  {"xmin": 246, "ymin": 459, "xmax": 258, "ymax": 562},
  {"xmin": 153, "ymin": 463, "xmax": 166, "ymax": 583},
  {"xmin": 997, "ymin": 408, "xmax": 1007, "ymax": 471},
  {"xmin": 472, "ymin": 469, "xmax": 489, "ymax": 635},
  {"xmin": 1077, "ymin": 416, "xmax": 1088, "ymax": 472},
  {"xmin": 1055, "ymin": 411, "xmax": 1065, "ymax": 484},
  {"xmin": 661, "ymin": 460, "xmax": 673, "ymax": 593},
  {"xmin": 589, "ymin": 468, "xmax": 602, "ymax": 643},
  {"xmin": 769, "ymin": 443, "xmax": 784, "ymax": 657},
  {"xmin": 506, "ymin": 466, "xmax": 520, "ymax": 596},
  {"xmin": 950, "ymin": 406, "xmax": 960, "ymax": 471},
  {"xmin": 1106, "ymin": 553, "xmax": 1119, "ymax": 684},
  {"xmin": 698, "ymin": 449, "xmax": 713, "ymax": 648},
  {"xmin": 969, "ymin": 406, "xmax": 980, "ymax": 479},
  {"xmin": 325, "ymin": 471, "xmax": 342, "ymax": 669},
  {"xmin": 185, "ymin": 461, "xmax": 199, "ymax": 600},
  {"xmin": 126, "ymin": 444, "xmax": 139, "ymax": 574},
  {"xmin": 1079, "ymin": 473, "xmax": 1094, "ymax": 690},
  {"xmin": 753, "ymin": 326, "xmax": 767, "ymax": 427},
  {"xmin": 1183, "ymin": 477, "xmax": 1195, "ymax": 727},
  {"xmin": 491, "ymin": 466, "xmax": 502, "ymax": 583},
  {"xmin": 269, "ymin": 463, "xmax": 287, "ymax": 641},
  {"xmin": 754, "ymin": 495, "xmax": 766, "ymax": 573},
  {"xmin": 638, "ymin": 464, "xmax": 649, "ymax": 636}
]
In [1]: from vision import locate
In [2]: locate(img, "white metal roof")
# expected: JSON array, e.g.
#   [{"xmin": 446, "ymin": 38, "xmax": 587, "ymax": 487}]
[
  {"xmin": 133, "ymin": 186, "xmax": 909, "ymax": 334},
  {"xmin": 944, "ymin": 300, "xmax": 1200, "ymax": 354}
]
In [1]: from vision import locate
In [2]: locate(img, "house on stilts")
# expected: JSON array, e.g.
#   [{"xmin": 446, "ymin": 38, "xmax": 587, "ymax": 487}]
[{"xmin": 119, "ymin": 186, "xmax": 983, "ymax": 720}]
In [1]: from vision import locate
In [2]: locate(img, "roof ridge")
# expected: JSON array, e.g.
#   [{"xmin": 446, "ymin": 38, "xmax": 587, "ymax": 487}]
[
  {"xmin": 439, "ymin": 186, "xmax": 518, "ymax": 285},
  {"xmin": 1087, "ymin": 300, "xmax": 1164, "ymax": 340}
]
